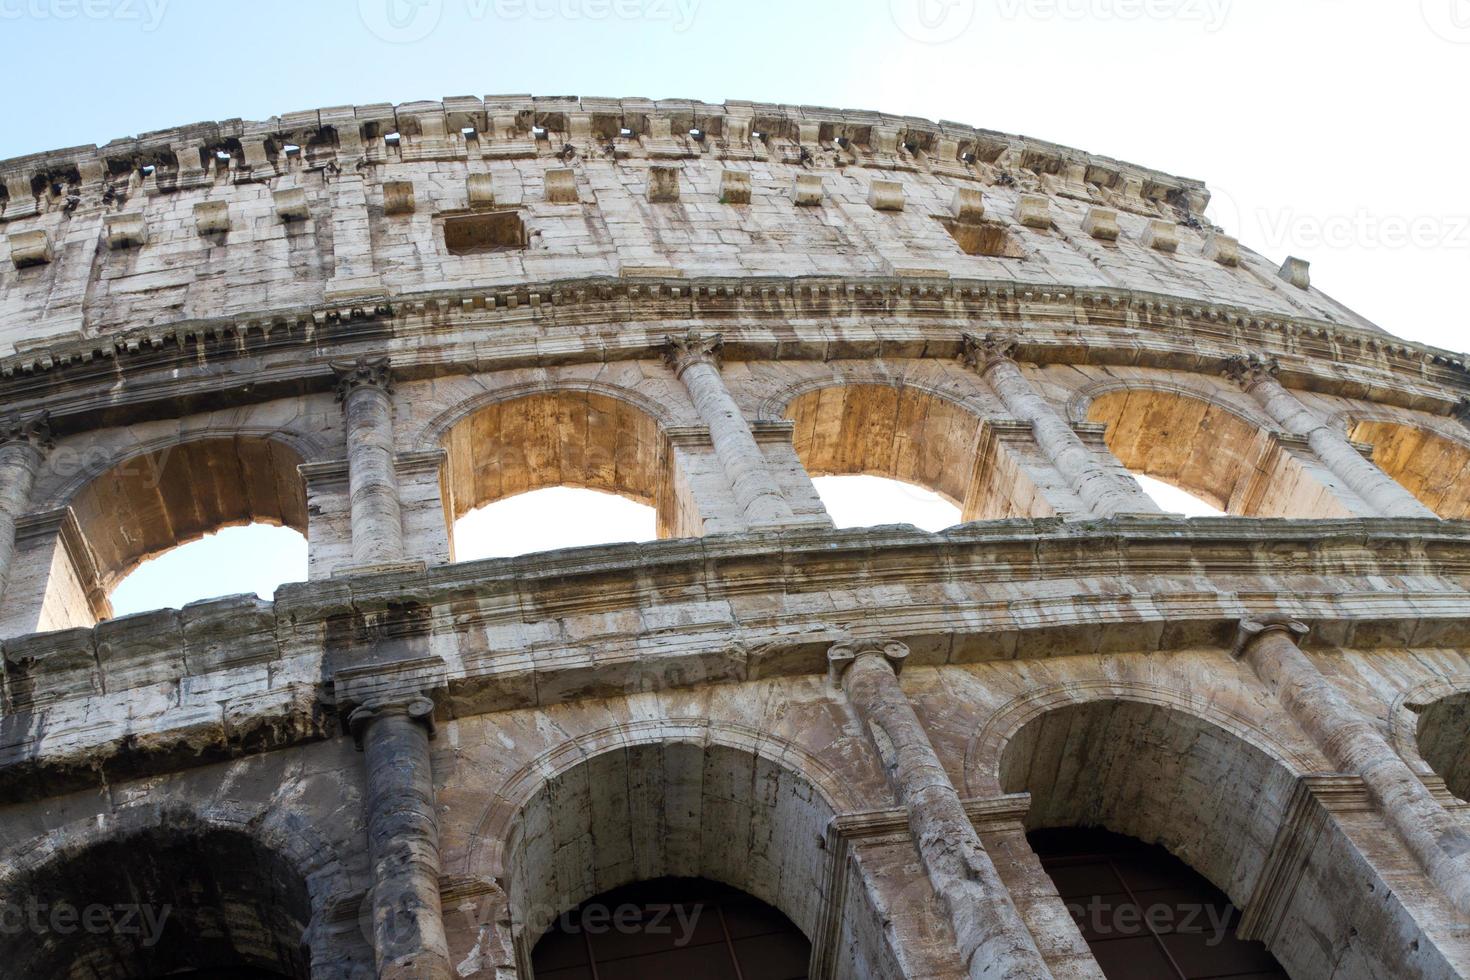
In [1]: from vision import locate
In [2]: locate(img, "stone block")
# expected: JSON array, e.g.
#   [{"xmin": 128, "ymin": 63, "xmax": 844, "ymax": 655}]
[
  {"xmin": 647, "ymin": 166, "xmax": 680, "ymax": 203},
  {"xmin": 792, "ymin": 174, "xmax": 824, "ymax": 206},
  {"xmin": 104, "ymin": 212, "xmax": 148, "ymax": 249},
  {"xmin": 719, "ymin": 169, "xmax": 751, "ymax": 205},
  {"xmin": 95, "ymin": 609, "xmax": 185, "ymax": 693},
  {"xmin": 1016, "ymin": 195, "xmax": 1052, "ymax": 229},
  {"xmin": 383, "ymin": 180, "xmax": 416, "ymax": 215},
  {"xmin": 2, "ymin": 629, "xmax": 98, "ymax": 710},
  {"xmin": 950, "ymin": 187, "xmax": 985, "ymax": 224},
  {"xmin": 8, "ymin": 229, "xmax": 51, "ymax": 267},
  {"xmin": 867, "ymin": 179, "xmax": 905, "ymax": 212},
  {"xmin": 1141, "ymin": 219, "xmax": 1179, "ymax": 253},
  {"xmin": 1082, "ymin": 207, "xmax": 1121, "ymax": 241},
  {"xmin": 273, "ymin": 187, "xmax": 310, "ymax": 222},
  {"xmin": 466, "ymin": 173, "xmax": 497, "ymax": 209},
  {"xmin": 194, "ymin": 201, "xmax": 230, "ymax": 235},
  {"xmin": 1279, "ymin": 255, "xmax": 1311, "ymax": 289},
  {"xmin": 544, "ymin": 168, "xmax": 579, "ymax": 204},
  {"xmin": 1204, "ymin": 231, "xmax": 1240, "ymax": 266}
]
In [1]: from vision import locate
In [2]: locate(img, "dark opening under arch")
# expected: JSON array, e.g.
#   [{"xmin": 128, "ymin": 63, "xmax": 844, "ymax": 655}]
[
  {"xmin": 1030, "ymin": 828, "xmax": 1285, "ymax": 980},
  {"xmin": 530, "ymin": 877, "xmax": 809, "ymax": 980}
]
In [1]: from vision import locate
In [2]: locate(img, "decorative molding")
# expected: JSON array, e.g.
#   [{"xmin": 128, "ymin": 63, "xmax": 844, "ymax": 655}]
[
  {"xmin": 1, "ymin": 277, "xmax": 1465, "ymax": 432},
  {"xmin": 827, "ymin": 637, "xmax": 910, "ymax": 681},
  {"xmin": 960, "ymin": 331, "xmax": 1018, "ymax": 372},
  {"xmin": 330, "ymin": 355, "xmax": 393, "ymax": 401},
  {"xmin": 0, "ymin": 410, "xmax": 50, "ymax": 451},
  {"xmin": 662, "ymin": 329, "xmax": 722, "ymax": 377},
  {"xmin": 1224, "ymin": 354, "xmax": 1282, "ymax": 390},
  {"xmin": 1232, "ymin": 617, "xmax": 1310, "ymax": 659}
]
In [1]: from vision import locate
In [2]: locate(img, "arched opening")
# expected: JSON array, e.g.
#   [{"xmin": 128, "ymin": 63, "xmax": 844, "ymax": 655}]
[
  {"xmin": 1087, "ymin": 388, "xmax": 1350, "ymax": 518},
  {"xmin": 997, "ymin": 698, "xmax": 1449, "ymax": 978},
  {"xmin": 1349, "ymin": 419, "xmax": 1470, "ymax": 519},
  {"xmin": 17, "ymin": 437, "xmax": 308, "ymax": 632},
  {"xmin": 812, "ymin": 475, "xmax": 961, "ymax": 531},
  {"xmin": 108, "ymin": 524, "xmax": 307, "ymax": 617},
  {"xmin": 531, "ymin": 877, "xmax": 810, "ymax": 979},
  {"xmin": 441, "ymin": 391, "xmax": 690, "ymax": 559},
  {"xmin": 1414, "ymin": 691, "xmax": 1470, "ymax": 803},
  {"xmin": 0, "ymin": 825, "xmax": 312, "ymax": 979},
  {"xmin": 1133, "ymin": 475, "xmax": 1225, "ymax": 517},
  {"xmin": 1030, "ymin": 828, "xmax": 1283, "ymax": 979},
  {"xmin": 784, "ymin": 383, "xmax": 1050, "ymax": 524},
  {"xmin": 502, "ymin": 739, "xmax": 895, "ymax": 979}
]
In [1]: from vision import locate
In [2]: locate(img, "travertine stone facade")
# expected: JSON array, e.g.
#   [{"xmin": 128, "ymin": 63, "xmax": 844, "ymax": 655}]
[{"xmin": 0, "ymin": 95, "xmax": 1466, "ymax": 979}]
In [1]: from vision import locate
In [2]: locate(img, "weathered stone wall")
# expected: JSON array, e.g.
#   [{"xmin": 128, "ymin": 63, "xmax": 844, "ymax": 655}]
[{"xmin": 0, "ymin": 96, "xmax": 1466, "ymax": 979}]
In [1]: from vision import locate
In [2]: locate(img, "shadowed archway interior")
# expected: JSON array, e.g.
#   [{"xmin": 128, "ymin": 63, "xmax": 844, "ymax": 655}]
[
  {"xmin": 1416, "ymin": 691, "xmax": 1470, "ymax": 802},
  {"xmin": 530, "ymin": 877, "xmax": 809, "ymax": 980},
  {"xmin": 0, "ymin": 826, "xmax": 311, "ymax": 980},
  {"xmin": 1030, "ymin": 828, "xmax": 1284, "ymax": 979}
]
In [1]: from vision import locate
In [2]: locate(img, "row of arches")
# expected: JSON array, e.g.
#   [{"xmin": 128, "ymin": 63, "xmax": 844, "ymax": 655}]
[
  {"xmin": 7, "ymin": 678, "xmax": 1468, "ymax": 979},
  {"xmin": 17, "ymin": 370, "xmax": 1470, "ymax": 624}
]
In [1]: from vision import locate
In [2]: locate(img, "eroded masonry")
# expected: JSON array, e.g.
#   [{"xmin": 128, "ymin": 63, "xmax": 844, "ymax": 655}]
[{"xmin": 0, "ymin": 95, "xmax": 1466, "ymax": 980}]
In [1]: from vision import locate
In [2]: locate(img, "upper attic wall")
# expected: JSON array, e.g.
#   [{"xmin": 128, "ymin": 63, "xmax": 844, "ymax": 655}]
[{"xmin": 0, "ymin": 95, "xmax": 1400, "ymax": 364}]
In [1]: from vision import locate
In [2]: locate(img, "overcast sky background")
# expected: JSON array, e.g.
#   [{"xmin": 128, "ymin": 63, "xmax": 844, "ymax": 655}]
[{"xmin": 6, "ymin": 0, "xmax": 1462, "ymax": 614}]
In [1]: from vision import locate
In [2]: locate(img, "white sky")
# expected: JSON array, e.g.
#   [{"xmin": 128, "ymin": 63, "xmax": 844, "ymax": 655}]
[{"xmin": 15, "ymin": 0, "xmax": 1462, "ymax": 613}]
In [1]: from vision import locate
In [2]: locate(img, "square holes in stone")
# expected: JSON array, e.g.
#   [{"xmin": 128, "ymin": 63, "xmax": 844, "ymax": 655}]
[
  {"xmin": 941, "ymin": 218, "xmax": 1026, "ymax": 258},
  {"xmin": 443, "ymin": 210, "xmax": 528, "ymax": 255}
]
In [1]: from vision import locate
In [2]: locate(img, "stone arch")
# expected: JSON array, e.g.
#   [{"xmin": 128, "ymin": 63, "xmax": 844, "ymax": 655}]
[
  {"xmin": 436, "ymin": 382, "xmax": 700, "ymax": 542},
  {"xmin": 56, "ymin": 434, "xmax": 308, "ymax": 595},
  {"xmin": 464, "ymin": 719, "xmax": 887, "ymax": 979},
  {"xmin": 1343, "ymin": 414, "xmax": 1470, "ymax": 519},
  {"xmin": 1074, "ymin": 378, "xmax": 1350, "ymax": 517},
  {"xmin": 964, "ymin": 680, "xmax": 1320, "ymax": 799},
  {"xmin": 1391, "ymin": 675, "xmax": 1470, "ymax": 803},
  {"xmin": 977, "ymin": 687, "xmax": 1450, "ymax": 979},
  {"xmin": 776, "ymin": 374, "xmax": 1053, "ymax": 521},
  {"xmin": 0, "ymin": 803, "xmax": 356, "ymax": 979}
]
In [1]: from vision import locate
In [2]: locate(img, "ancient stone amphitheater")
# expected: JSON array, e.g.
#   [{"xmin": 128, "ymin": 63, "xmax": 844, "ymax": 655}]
[{"xmin": 0, "ymin": 94, "xmax": 1466, "ymax": 980}]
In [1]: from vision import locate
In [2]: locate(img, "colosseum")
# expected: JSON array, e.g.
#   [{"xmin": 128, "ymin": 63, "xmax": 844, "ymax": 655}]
[{"xmin": 0, "ymin": 93, "xmax": 1466, "ymax": 980}]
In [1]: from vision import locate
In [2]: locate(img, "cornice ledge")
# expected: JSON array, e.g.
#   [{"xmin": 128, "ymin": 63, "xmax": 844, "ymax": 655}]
[{"xmin": 3, "ymin": 275, "xmax": 1465, "ymax": 423}]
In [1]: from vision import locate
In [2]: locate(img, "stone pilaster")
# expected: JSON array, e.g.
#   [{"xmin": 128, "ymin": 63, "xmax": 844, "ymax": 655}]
[
  {"xmin": 962, "ymin": 334, "xmax": 1159, "ymax": 518},
  {"xmin": 1234, "ymin": 619, "xmax": 1470, "ymax": 917},
  {"xmin": 0, "ymin": 413, "xmax": 50, "ymax": 609},
  {"xmin": 1225, "ymin": 356, "xmax": 1436, "ymax": 518},
  {"xmin": 829, "ymin": 638, "xmax": 1053, "ymax": 980},
  {"xmin": 333, "ymin": 357, "xmax": 406, "ymax": 567},
  {"xmin": 349, "ymin": 693, "xmax": 453, "ymax": 980},
  {"xmin": 664, "ymin": 330, "xmax": 796, "ymax": 527}
]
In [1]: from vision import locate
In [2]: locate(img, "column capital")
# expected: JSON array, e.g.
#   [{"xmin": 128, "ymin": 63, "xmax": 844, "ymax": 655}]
[
  {"xmin": 331, "ymin": 355, "xmax": 394, "ymax": 402},
  {"xmin": 960, "ymin": 332, "xmax": 1018, "ymax": 372},
  {"xmin": 828, "ymin": 637, "xmax": 910, "ymax": 681},
  {"xmin": 663, "ymin": 329, "xmax": 723, "ymax": 377},
  {"xmin": 0, "ymin": 411, "xmax": 52, "ymax": 452},
  {"xmin": 1233, "ymin": 617, "xmax": 1309, "ymax": 659},
  {"xmin": 348, "ymin": 693, "xmax": 436, "ymax": 747},
  {"xmin": 1223, "ymin": 354, "xmax": 1281, "ymax": 391}
]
